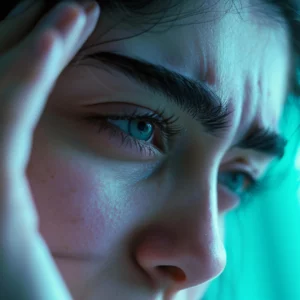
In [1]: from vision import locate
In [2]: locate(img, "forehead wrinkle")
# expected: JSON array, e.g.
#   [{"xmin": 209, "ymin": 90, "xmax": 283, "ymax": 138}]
[
  {"xmin": 240, "ymin": 76, "xmax": 258, "ymax": 136},
  {"xmin": 80, "ymin": 0, "xmax": 289, "ymax": 124}
]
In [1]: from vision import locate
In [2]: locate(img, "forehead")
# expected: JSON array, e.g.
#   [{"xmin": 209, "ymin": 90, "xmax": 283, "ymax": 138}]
[{"xmin": 79, "ymin": 0, "xmax": 291, "ymax": 138}]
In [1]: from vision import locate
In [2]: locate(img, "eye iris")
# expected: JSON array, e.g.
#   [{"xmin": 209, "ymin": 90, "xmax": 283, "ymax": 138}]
[
  {"xmin": 219, "ymin": 172, "xmax": 247, "ymax": 195},
  {"xmin": 230, "ymin": 173, "xmax": 244, "ymax": 191},
  {"xmin": 129, "ymin": 120, "xmax": 154, "ymax": 141}
]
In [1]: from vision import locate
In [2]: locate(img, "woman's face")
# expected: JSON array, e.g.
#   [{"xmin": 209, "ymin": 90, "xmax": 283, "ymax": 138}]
[{"xmin": 26, "ymin": 0, "xmax": 290, "ymax": 299}]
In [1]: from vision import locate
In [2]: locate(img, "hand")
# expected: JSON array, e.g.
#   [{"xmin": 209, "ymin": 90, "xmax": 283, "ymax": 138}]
[{"xmin": 0, "ymin": 2, "xmax": 100, "ymax": 299}]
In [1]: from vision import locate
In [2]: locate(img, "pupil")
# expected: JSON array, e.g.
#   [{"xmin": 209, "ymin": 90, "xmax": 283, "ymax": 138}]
[
  {"xmin": 138, "ymin": 121, "xmax": 149, "ymax": 132},
  {"xmin": 130, "ymin": 120, "xmax": 153, "ymax": 141}
]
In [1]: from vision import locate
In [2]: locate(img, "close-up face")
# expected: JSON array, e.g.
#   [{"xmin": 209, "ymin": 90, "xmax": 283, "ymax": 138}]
[{"xmin": 25, "ymin": 0, "xmax": 291, "ymax": 299}]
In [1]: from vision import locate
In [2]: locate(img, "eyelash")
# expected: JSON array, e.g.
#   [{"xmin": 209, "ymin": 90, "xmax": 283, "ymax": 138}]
[
  {"xmin": 84, "ymin": 107, "xmax": 270, "ymax": 205},
  {"xmin": 85, "ymin": 107, "xmax": 184, "ymax": 157}
]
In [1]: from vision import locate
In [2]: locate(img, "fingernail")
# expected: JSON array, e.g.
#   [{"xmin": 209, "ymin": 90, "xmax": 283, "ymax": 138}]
[
  {"xmin": 7, "ymin": 0, "xmax": 35, "ymax": 17},
  {"xmin": 55, "ymin": 4, "xmax": 83, "ymax": 33},
  {"xmin": 82, "ymin": 1, "xmax": 99, "ymax": 14}
]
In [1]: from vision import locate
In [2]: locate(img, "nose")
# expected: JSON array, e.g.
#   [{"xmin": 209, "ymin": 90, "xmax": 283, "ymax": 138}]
[{"xmin": 133, "ymin": 185, "xmax": 227, "ymax": 296}]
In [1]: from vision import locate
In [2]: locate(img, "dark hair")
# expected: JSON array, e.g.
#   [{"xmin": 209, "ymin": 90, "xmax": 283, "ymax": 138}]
[
  {"xmin": 100, "ymin": 0, "xmax": 300, "ymax": 106},
  {"xmin": 1, "ymin": 0, "xmax": 300, "ymax": 102},
  {"xmin": 98, "ymin": 1, "xmax": 300, "ymax": 106}
]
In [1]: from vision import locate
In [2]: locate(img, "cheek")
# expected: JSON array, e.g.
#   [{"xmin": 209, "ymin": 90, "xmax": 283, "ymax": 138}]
[
  {"xmin": 25, "ymin": 125, "xmax": 164, "ymax": 298},
  {"xmin": 25, "ymin": 130, "xmax": 136, "ymax": 258},
  {"xmin": 218, "ymin": 214, "xmax": 225, "ymax": 242},
  {"xmin": 27, "ymin": 152, "xmax": 108, "ymax": 256}
]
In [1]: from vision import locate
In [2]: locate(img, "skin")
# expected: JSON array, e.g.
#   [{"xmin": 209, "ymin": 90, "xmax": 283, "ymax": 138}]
[{"xmin": 24, "ymin": 0, "xmax": 291, "ymax": 299}]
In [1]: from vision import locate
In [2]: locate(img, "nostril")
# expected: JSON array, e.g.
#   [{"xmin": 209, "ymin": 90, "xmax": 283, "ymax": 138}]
[{"xmin": 156, "ymin": 266, "xmax": 186, "ymax": 282}]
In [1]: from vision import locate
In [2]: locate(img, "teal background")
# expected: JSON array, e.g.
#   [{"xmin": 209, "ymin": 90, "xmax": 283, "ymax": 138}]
[{"xmin": 203, "ymin": 97, "xmax": 300, "ymax": 300}]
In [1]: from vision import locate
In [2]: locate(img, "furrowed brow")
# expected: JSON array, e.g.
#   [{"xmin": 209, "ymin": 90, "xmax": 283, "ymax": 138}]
[
  {"xmin": 79, "ymin": 51, "xmax": 232, "ymax": 137},
  {"xmin": 234, "ymin": 126, "xmax": 287, "ymax": 159},
  {"xmin": 74, "ymin": 51, "xmax": 286, "ymax": 159}
]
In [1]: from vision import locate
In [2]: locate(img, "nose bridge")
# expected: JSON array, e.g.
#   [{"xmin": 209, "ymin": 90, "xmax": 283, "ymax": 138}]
[
  {"xmin": 169, "ymin": 154, "xmax": 221, "ymax": 245},
  {"xmin": 170, "ymin": 176, "xmax": 226, "ymax": 281},
  {"xmin": 134, "ymin": 171, "xmax": 227, "ymax": 294}
]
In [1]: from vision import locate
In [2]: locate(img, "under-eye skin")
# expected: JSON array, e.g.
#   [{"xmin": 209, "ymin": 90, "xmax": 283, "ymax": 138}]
[{"xmin": 83, "ymin": 106, "xmax": 184, "ymax": 157}]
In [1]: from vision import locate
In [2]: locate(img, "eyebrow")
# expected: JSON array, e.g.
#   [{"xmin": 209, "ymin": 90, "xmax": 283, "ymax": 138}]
[{"xmin": 73, "ymin": 51, "xmax": 287, "ymax": 159}]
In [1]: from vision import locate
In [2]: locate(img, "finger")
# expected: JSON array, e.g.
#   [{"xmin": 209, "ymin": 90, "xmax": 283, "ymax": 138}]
[
  {"xmin": 0, "ymin": 1, "xmax": 46, "ymax": 53},
  {"xmin": 0, "ymin": 3, "xmax": 89, "ymax": 172},
  {"xmin": 21, "ymin": 1, "xmax": 100, "ymax": 74},
  {"xmin": 63, "ymin": 2, "xmax": 100, "ymax": 67}
]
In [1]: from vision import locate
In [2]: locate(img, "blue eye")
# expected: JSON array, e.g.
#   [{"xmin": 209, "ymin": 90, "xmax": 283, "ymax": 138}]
[
  {"xmin": 218, "ymin": 171, "xmax": 256, "ymax": 196},
  {"xmin": 84, "ymin": 107, "xmax": 183, "ymax": 158},
  {"xmin": 108, "ymin": 119, "xmax": 154, "ymax": 141}
]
